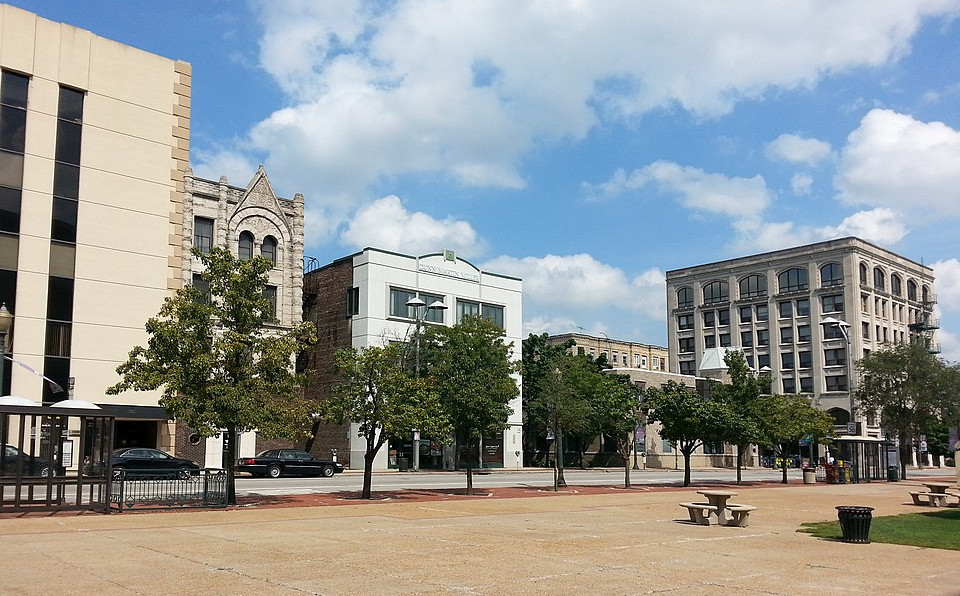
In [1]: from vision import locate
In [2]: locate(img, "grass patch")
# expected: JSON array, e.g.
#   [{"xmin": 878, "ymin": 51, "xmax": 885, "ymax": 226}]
[{"xmin": 799, "ymin": 509, "xmax": 960, "ymax": 550}]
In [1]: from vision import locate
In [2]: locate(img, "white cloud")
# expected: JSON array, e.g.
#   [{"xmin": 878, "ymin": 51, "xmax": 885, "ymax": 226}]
[
  {"xmin": 585, "ymin": 161, "xmax": 772, "ymax": 223},
  {"xmin": 765, "ymin": 134, "xmax": 832, "ymax": 166},
  {"xmin": 201, "ymin": 1, "xmax": 959, "ymax": 211},
  {"xmin": 731, "ymin": 208, "xmax": 907, "ymax": 254},
  {"xmin": 191, "ymin": 149, "xmax": 258, "ymax": 188},
  {"xmin": 836, "ymin": 109, "xmax": 960, "ymax": 218},
  {"xmin": 522, "ymin": 315, "xmax": 579, "ymax": 337},
  {"xmin": 817, "ymin": 208, "xmax": 908, "ymax": 245},
  {"xmin": 791, "ymin": 173, "xmax": 814, "ymax": 195},
  {"xmin": 340, "ymin": 195, "xmax": 484, "ymax": 257},
  {"xmin": 932, "ymin": 259, "xmax": 960, "ymax": 314},
  {"xmin": 482, "ymin": 253, "xmax": 666, "ymax": 322},
  {"xmin": 937, "ymin": 329, "xmax": 960, "ymax": 364}
]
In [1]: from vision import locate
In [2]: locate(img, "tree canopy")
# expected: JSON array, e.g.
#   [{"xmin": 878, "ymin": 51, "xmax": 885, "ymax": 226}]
[
  {"xmin": 646, "ymin": 380, "xmax": 729, "ymax": 486},
  {"xmin": 855, "ymin": 341, "xmax": 954, "ymax": 478},
  {"xmin": 323, "ymin": 343, "xmax": 448, "ymax": 499},
  {"xmin": 751, "ymin": 393, "xmax": 834, "ymax": 483},
  {"xmin": 108, "ymin": 248, "xmax": 316, "ymax": 504},
  {"xmin": 711, "ymin": 350, "xmax": 767, "ymax": 483},
  {"xmin": 421, "ymin": 316, "xmax": 519, "ymax": 494}
]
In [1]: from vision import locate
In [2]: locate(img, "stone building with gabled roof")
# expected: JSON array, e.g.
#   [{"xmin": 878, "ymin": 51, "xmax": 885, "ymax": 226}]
[
  {"xmin": 182, "ymin": 166, "xmax": 304, "ymax": 329},
  {"xmin": 178, "ymin": 167, "xmax": 306, "ymax": 466}
]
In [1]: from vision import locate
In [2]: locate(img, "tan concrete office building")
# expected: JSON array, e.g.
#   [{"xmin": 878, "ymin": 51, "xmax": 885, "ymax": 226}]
[
  {"xmin": 0, "ymin": 5, "xmax": 189, "ymax": 454},
  {"xmin": 665, "ymin": 237, "xmax": 937, "ymax": 438}
]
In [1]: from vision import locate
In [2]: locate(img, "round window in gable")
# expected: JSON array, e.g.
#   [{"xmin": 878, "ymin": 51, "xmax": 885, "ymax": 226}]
[{"xmin": 188, "ymin": 433, "xmax": 202, "ymax": 446}]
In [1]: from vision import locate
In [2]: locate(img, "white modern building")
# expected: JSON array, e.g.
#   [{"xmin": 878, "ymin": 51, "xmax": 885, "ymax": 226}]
[{"xmin": 303, "ymin": 248, "xmax": 523, "ymax": 470}]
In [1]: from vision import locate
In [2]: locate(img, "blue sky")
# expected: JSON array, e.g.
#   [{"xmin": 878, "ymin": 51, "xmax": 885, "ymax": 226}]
[{"xmin": 15, "ymin": 1, "xmax": 960, "ymax": 359}]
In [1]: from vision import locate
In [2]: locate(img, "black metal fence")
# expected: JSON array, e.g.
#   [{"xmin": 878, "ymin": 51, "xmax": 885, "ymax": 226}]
[{"xmin": 111, "ymin": 469, "xmax": 228, "ymax": 512}]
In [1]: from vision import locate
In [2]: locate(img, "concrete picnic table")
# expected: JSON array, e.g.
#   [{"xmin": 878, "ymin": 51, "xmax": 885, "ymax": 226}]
[
  {"xmin": 922, "ymin": 482, "xmax": 952, "ymax": 494},
  {"xmin": 697, "ymin": 489, "xmax": 738, "ymax": 524}
]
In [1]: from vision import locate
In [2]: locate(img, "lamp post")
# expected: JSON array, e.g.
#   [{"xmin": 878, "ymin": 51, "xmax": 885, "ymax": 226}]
[
  {"xmin": 820, "ymin": 316, "xmax": 855, "ymax": 434},
  {"xmin": 405, "ymin": 296, "xmax": 447, "ymax": 472},
  {"xmin": 0, "ymin": 303, "xmax": 13, "ymax": 395}
]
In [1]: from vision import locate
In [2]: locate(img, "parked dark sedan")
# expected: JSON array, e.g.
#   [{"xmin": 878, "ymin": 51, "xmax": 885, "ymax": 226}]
[
  {"xmin": 110, "ymin": 448, "xmax": 201, "ymax": 479},
  {"xmin": 1, "ymin": 444, "xmax": 57, "ymax": 477},
  {"xmin": 237, "ymin": 449, "xmax": 344, "ymax": 478}
]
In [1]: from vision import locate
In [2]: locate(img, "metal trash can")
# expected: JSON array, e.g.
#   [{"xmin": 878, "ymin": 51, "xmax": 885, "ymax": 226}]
[
  {"xmin": 803, "ymin": 468, "xmax": 816, "ymax": 484},
  {"xmin": 397, "ymin": 458, "xmax": 409, "ymax": 472},
  {"xmin": 887, "ymin": 466, "xmax": 899, "ymax": 482},
  {"xmin": 836, "ymin": 506, "xmax": 873, "ymax": 543}
]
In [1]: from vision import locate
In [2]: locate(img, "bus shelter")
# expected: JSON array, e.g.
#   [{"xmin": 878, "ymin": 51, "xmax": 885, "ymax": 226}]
[
  {"xmin": 832, "ymin": 435, "xmax": 891, "ymax": 483},
  {"xmin": 1, "ymin": 399, "xmax": 115, "ymax": 513}
]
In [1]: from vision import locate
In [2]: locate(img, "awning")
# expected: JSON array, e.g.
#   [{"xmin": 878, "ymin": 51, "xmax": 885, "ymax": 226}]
[{"xmin": 94, "ymin": 404, "xmax": 171, "ymax": 420}]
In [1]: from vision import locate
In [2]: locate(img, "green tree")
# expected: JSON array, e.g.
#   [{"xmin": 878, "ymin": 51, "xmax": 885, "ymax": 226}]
[
  {"xmin": 108, "ymin": 248, "xmax": 316, "ymax": 504},
  {"xmin": 591, "ymin": 372, "xmax": 644, "ymax": 488},
  {"xmin": 646, "ymin": 380, "xmax": 728, "ymax": 486},
  {"xmin": 711, "ymin": 350, "xmax": 767, "ymax": 484},
  {"xmin": 751, "ymin": 394, "xmax": 834, "ymax": 483},
  {"xmin": 421, "ymin": 316, "xmax": 519, "ymax": 494},
  {"xmin": 322, "ymin": 343, "xmax": 449, "ymax": 499},
  {"xmin": 521, "ymin": 333, "xmax": 573, "ymax": 466},
  {"xmin": 856, "ymin": 342, "xmax": 946, "ymax": 479},
  {"xmin": 537, "ymin": 352, "xmax": 596, "ymax": 488}
]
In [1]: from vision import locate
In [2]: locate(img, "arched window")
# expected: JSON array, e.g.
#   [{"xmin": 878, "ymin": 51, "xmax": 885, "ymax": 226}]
[
  {"xmin": 890, "ymin": 274, "xmax": 902, "ymax": 297},
  {"xmin": 820, "ymin": 263, "xmax": 842, "ymax": 287},
  {"xmin": 907, "ymin": 280, "xmax": 917, "ymax": 301},
  {"xmin": 677, "ymin": 287, "xmax": 693, "ymax": 309},
  {"xmin": 702, "ymin": 280, "xmax": 729, "ymax": 305},
  {"xmin": 738, "ymin": 274, "xmax": 766, "ymax": 299},
  {"xmin": 859, "ymin": 262, "xmax": 868, "ymax": 285},
  {"xmin": 922, "ymin": 285, "xmax": 931, "ymax": 303},
  {"xmin": 261, "ymin": 235, "xmax": 277, "ymax": 266},
  {"xmin": 238, "ymin": 231, "xmax": 254, "ymax": 261},
  {"xmin": 778, "ymin": 267, "xmax": 808, "ymax": 293},
  {"xmin": 873, "ymin": 267, "xmax": 885, "ymax": 291}
]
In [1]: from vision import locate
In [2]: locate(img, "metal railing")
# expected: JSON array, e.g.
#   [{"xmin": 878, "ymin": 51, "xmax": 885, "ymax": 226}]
[{"xmin": 111, "ymin": 469, "xmax": 228, "ymax": 512}]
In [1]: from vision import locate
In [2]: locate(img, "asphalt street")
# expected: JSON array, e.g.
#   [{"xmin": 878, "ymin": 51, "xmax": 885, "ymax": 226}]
[{"xmin": 235, "ymin": 465, "xmax": 956, "ymax": 497}]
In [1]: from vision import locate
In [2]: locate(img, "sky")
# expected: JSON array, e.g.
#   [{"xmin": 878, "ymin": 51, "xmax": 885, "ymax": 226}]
[{"xmin": 14, "ymin": 1, "xmax": 960, "ymax": 360}]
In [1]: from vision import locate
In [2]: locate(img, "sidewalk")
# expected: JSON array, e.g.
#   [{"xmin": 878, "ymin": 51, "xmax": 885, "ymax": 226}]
[{"xmin": 1, "ymin": 478, "xmax": 958, "ymax": 595}]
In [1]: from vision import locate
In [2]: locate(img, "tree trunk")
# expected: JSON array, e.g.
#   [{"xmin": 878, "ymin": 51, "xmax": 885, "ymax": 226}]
[
  {"xmin": 361, "ymin": 434, "xmax": 377, "ymax": 499},
  {"xmin": 736, "ymin": 444, "xmax": 744, "ymax": 485},
  {"xmin": 225, "ymin": 426, "xmax": 238, "ymax": 506},
  {"xmin": 556, "ymin": 422, "xmax": 567, "ymax": 488},
  {"xmin": 623, "ymin": 446, "xmax": 631, "ymax": 488},
  {"xmin": 682, "ymin": 448, "xmax": 692, "ymax": 487},
  {"xmin": 780, "ymin": 448, "xmax": 788, "ymax": 484},
  {"xmin": 465, "ymin": 445, "xmax": 474, "ymax": 495},
  {"xmin": 899, "ymin": 431, "xmax": 909, "ymax": 480}
]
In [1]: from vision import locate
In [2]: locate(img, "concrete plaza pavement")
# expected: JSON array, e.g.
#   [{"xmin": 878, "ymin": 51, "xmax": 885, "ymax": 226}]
[{"xmin": 1, "ymin": 478, "xmax": 958, "ymax": 596}]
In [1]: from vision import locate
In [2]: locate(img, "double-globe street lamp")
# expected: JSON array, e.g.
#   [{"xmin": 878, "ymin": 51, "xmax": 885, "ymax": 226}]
[
  {"xmin": 0, "ymin": 303, "xmax": 13, "ymax": 395},
  {"xmin": 405, "ymin": 296, "xmax": 447, "ymax": 472}
]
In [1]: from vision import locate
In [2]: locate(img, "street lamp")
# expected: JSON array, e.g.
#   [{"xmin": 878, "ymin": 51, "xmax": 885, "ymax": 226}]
[
  {"xmin": 820, "ymin": 316, "xmax": 855, "ymax": 434},
  {"xmin": 405, "ymin": 296, "xmax": 447, "ymax": 472},
  {"xmin": 0, "ymin": 303, "xmax": 13, "ymax": 395}
]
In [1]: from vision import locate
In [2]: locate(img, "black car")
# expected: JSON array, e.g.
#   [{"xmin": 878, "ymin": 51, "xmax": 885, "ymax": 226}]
[
  {"xmin": 110, "ymin": 448, "xmax": 201, "ymax": 479},
  {"xmin": 1, "ymin": 444, "xmax": 57, "ymax": 477},
  {"xmin": 237, "ymin": 449, "xmax": 344, "ymax": 478}
]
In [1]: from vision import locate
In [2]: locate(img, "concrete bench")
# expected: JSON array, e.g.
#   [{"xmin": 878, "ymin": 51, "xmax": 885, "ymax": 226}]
[
  {"xmin": 909, "ymin": 491, "xmax": 947, "ymax": 507},
  {"xmin": 679, "ymin": 502, "xmax": 718, "ymax": 525},
  {"xmin": 723, "ymin": 503, "xmax": 757, "ymax": 527}
]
